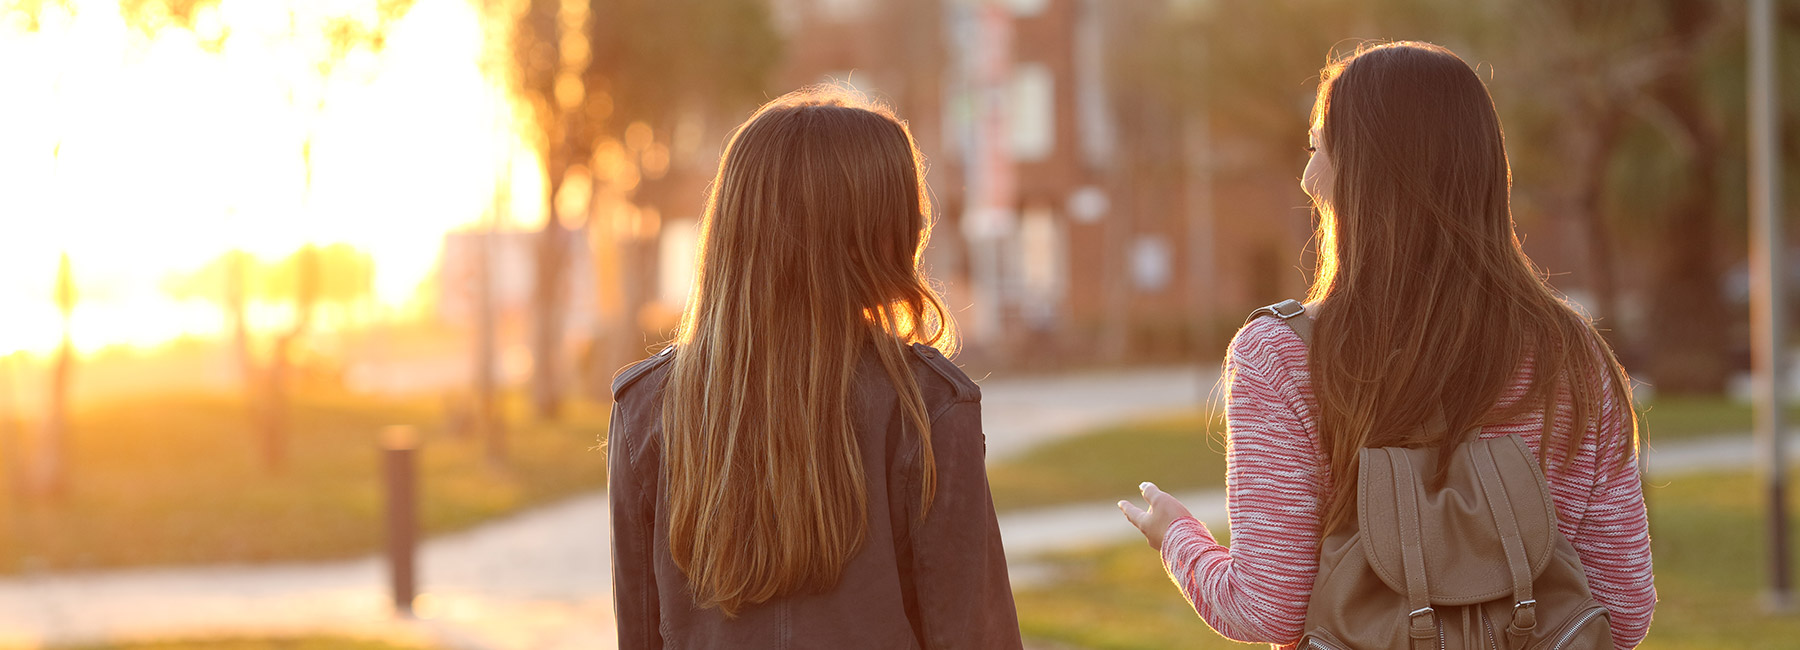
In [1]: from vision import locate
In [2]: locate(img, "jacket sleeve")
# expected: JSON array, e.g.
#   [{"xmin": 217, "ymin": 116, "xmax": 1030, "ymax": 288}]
[
  {"xmin": 609, "ymin": 403, "xmax": 663, "ymax": 650},
  {"xmin": 1160, "ymin": 318, "xmax": 1323, "ymax": 644},
  {"xmin": 906, "ymin": 399, "xmax": 1024, "ymax": 649},
  {"xmin": 1571, "ymin": 386, "xmax": 1656, "ymax": 648}
]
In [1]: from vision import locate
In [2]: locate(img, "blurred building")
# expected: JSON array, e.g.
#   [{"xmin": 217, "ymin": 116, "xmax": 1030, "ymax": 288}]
[
  {"xmin": 614, "ymin": 0, "xmax": 1313, "ymax": 370},
  {"xmin": 440, "ymin": 229, "xmax": 596, "ymax": 360}
]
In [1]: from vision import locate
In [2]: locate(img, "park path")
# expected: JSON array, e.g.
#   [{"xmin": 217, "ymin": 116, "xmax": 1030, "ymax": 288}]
[
  {"xmin": 0, "ymin": 364, "xmax": 1793, "ymax": 650},
  {"xmin": 977, "ymin": 366, "xmax": 1216, "ymax": 460}
]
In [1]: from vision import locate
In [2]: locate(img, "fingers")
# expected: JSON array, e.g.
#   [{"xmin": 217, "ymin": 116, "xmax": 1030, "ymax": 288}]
[
  {"xmin": 1118, "ymin": 499, "xmax": 1148, "ymax": 527},
  {"xmin": 1142, "ymin": 482, "xmax": 1179, "ymax": 512},
  {"xmin": 1140, "ymin": 481, "xmax": 1166, "ymax": 503}
]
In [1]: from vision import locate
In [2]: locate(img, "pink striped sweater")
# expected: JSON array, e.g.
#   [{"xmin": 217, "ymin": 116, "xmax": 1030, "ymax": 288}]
[{"xmin": 1161, "ymin": 316, "xmax": 1657, "ymax": 649}]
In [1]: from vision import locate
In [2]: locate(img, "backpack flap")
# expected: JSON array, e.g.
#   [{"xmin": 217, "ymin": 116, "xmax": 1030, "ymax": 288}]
[{"xmin": 1356, "ymin": 434, "xmax": 1559, "ymax": 606}]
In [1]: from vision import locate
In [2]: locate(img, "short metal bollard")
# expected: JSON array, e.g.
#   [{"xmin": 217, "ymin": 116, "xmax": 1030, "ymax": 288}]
[{"xmin": 382, "ymin": 425, "xmax": 419, "ymax": 617}]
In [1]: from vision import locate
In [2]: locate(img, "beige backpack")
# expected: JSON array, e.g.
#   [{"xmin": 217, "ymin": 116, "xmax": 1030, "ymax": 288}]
[{"xmin": 1249, "ymin": 300, "xmax": 1612, "ymax": 650}]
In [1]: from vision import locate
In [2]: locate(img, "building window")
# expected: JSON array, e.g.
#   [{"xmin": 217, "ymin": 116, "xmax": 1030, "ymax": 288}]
[
  {"xmin": 770, "ymin": 0, "xmax": 802, "ymax": 34},
  {"xmin": 1132, "ymin": 235, "xmax": 1172, "ymax": 292},
  {"xmin": 1010, "ymin": 62, "xmax": 1055, "ymax": 161},
  {"xmin": 818, "ymin": 71, "xmax": 871, "ymax": 96},
  {"xmin": 659, "ymin": 217, "xmax": 700, "ymax": 310},
  {"xmin": 1018, "ymin": 203, "xmax": 1065, "ymax": 326},
  {"xmin": 818, "ymin": 0, "xmax": 872, "ymax": 22},
  {"xmin": 1007, "ymin": 0, "xmax": 1050, "ymax": 17}
]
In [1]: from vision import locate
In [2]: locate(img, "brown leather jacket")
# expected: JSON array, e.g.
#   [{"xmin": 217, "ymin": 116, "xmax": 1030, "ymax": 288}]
[{"xmin": 607, "ymin": 342, "xmax": 1022, "ymax": 649}]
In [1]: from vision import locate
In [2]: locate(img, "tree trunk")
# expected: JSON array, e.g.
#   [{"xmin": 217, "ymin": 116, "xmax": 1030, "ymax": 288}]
[
  {"xmin": 261, "ymin": 334, "xmax": 291, "ymax": 473},
  {"xmin": 31, "ymin": 338, "xmax": 73, "ymax": 499},
  {"xmin": 33, "ymin": 253, "xmax": 76, "ymax": 499},
  {"xmin": 224, "ymin": 252, "xmax": 265, "ymax": 468},
  {"xmin": 260, "ymin": 247, "xmax": 320, "ymax": 473},
  {"xmin": 531, "ymin": 195, "xmax": 571, "ymax": 421},
  {"xmin": 1646, "ymin": 182, "xmax": 1729, "ymax": 394},
  {"xmin": 0, "ymin": 354, "xmax": 22, "ymax": 505},
  {"xmin": 476, "ymin": 209, "xmax": 506, "ymax": 464},
  {"xmin": 587, "ymin": 189, "xmax": 651, "ymax": 392},
  {"xmin": 1565, "ymin": 109, "xmax": 1627, "ymax": 349},
  {"xmin": 1644, "ymin": 0, "xmax": 1729, "ymax": 395}
]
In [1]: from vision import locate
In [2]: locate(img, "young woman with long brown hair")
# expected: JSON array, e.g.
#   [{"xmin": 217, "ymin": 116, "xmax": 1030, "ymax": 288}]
[
  {"xmin": 1120, "ymin": 42, "xmax": 1655, "ymax": 647},
  {"xmin": 607, "ymin": 87, "xmax": 1022, "ymax": 649}
]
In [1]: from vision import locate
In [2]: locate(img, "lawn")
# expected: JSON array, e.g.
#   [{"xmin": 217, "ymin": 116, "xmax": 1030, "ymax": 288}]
[
  {"xmin": 1635, "ymin": 395, "xmax": 1800, "ymax": 442},
  {"xmin": 0, "ymin": 390, "xmax": 609, "ymax": 574},
  {"xmin": 1009, "ymin": 468, "xmax": 1800, "ymax": 649},
  {"xmin": 987, "ymin": 413, "xmax": 1227, "ymax": 512},
  {"xmin": 985, "ymin": 396, "xmax": 1777, "ymax": 514},
  {"xmin": 60, "ymin": 637, "xmax": 439, "ymax": 650}
]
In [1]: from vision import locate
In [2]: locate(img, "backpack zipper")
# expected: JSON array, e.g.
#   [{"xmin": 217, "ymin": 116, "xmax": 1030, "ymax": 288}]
[
  {"xmin": 1303, "ymin": 635, "xmax": 1348, "ymax": 650},
  {"xmin": 1480, "ymin": 606, "xmax": 1499, "ymax": 650},
  {"xmin": 1436, "ymin": 615, "xmax": 1447, "ymax": 650},
  {"xmin": 1550, "ymin": 607, "xmax": 1608, "ymax": 650}
]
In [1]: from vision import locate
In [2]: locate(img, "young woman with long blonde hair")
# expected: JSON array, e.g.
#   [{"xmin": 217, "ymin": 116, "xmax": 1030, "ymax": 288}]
[
  {"xmin": 607, "ymin": 87, "xmax": 1022, "ymax": 649},
  {"xmin": 1121, "ymin": 42, "xmax": 1655, "ymax": 648}
]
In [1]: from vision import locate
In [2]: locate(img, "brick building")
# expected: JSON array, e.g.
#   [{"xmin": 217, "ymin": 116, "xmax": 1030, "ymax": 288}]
[{"xmin": 615, "ymin": 0, "xmax": 1313, "ymax": 371}]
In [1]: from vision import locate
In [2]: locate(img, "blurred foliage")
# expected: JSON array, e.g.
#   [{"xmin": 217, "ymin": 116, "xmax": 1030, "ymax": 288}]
[
  {"xmin": 115, "ymin": 0, "xmax": 215, "ymax": 35},
  {"xmin": 61, "ymin": 638, "xmax": 439, "ymax": 650},
  {"xmin": 504, "ymin": 0, "xmax": 781, "ymax": 189},
  {"xmin": 108, "ymin": 0, "xmax": 414, "ymax": 58},
  {"xmin": 0, "ymin": 391, "xmax": 607, "ymax": 573},
  {"xmin": 1131, "ymin": 0, "xmax": 1800, "ymax": 394},
  {"xmin": 0, "ymin": 0, "xmax": 72, "ymax": 31},
  {"xmin": 1011, "ymin": 467, "xmax": 1800, "ymax": 649},
  {"xmin": 163, "ymin": 245, "xmax": 375, "ymax": 309}
]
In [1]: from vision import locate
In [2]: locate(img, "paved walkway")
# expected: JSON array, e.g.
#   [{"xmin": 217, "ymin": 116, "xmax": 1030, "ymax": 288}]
[
  {"xmin": 0, "ymin": 494, "xmax": 616, "ymax": 650},
  {"xmin": 0, "ymin": 364, "xmax": 1792, "ymax": 649},
  {"xmin": 978, "ymin": 366, "xmax": 1217, "ymax": 460}
]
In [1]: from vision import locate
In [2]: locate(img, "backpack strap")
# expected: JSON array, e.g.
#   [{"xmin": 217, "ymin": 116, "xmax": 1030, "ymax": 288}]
[
  {"xmin": 1246, "ymin": 299, "xmax": 1313, "ymax": 347},
  {"xmin": 1470, "ymin": 439, "xmax": 1540, "ymax": 641},
  {"xmin": 1385, "ymin": 448, "xmax": 1439, "ymax": 649}
]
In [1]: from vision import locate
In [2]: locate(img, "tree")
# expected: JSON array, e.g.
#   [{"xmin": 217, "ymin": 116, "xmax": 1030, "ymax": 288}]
[
  {"xmin": 1141, "ymin": 0, "xmax": 1757, "ymax": 394},
  {"xmin": 0, "ymin": 353, "xmax": 23, "ymax": 505},
  {"xmin": 500, "ymin": 0, "xmax": 780, "ymax": 419},
  {"xmin": 1637, "ymin": 0, "xmax": 1737, "ymax": 394},
  {"xmin": 119, "ymin": 0, "xmax": 407, "ymax": 470},
  {"xmin": 165, "ymin": 245, "xmax": 375, "ymax": 470},
  {"xmin": 1484, "ymin": 0, "xmax": 1738, "ymax": 392},
  {"xmin": 27, "ymin": 253, "xmax": 77, "ymax": 499}
]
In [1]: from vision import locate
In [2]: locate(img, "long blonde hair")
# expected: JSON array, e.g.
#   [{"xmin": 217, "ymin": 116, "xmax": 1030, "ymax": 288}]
[
  {"xmin": 1305, "ymin": 42, "xmax": 1637, "ymax": 535},
  {"xmin": 660, "ymin": 87, "xmax": 957, "ymax": 616}
]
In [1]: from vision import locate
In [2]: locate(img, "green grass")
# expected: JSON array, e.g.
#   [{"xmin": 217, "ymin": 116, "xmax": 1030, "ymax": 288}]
[
  {"xmin": 0, "ymin": 391, "xmax": 608, "ymax": 574},
  {"xmin": 1013, "ymin": 540, "xmax": 1257, "ymax": 650},
  {"xmin": 1634, "ymin": 470, "xmax": 1800, "ymax": 649},
  {"xmin": 1635, "ymin": 396, "xmax": 1800, "ymax": 442},
  {"xmin": 983, "ymin": 396, "xmax": 1780, "ymax": 515},
  {"xmin": 59, "ymin": 637, "xmax": 439, "ymax": 650},
  {"xmin": 1011, "ymin": 468, "xmax": 1800, "ymax": 649},
  {"xmin": 987, "ymin": 413, "xmax": 1226, "ymax": 512}
]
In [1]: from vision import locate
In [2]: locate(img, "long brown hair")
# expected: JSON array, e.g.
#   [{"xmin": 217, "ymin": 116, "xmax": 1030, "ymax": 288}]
[
  {"xmin": 660, "ymin": 87, "xmax": 957, "ymax": 616},
  {"xmin": 1305, "ymin": 42, "xmax": 1636, "ymax": 534}
]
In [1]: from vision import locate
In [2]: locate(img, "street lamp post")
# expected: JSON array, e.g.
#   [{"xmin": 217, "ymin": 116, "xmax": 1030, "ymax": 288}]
[{"xmin": 1748, "ymin": 0, "xmax": 1791, "ymax": 612}]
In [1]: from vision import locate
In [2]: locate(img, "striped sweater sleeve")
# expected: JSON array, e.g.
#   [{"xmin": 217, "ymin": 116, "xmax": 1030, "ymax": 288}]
[
  {"xmin": 1160, "ymin": 318, "xmax": 1321, "ymax": 646},
  {"xmin": 1572, "ymin": 386, "xmax": 1656, "ymax": 647}
]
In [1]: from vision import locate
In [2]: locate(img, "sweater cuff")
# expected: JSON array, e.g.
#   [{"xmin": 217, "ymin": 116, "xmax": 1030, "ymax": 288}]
[{"xmin": 1160, "ymin": 515, "xmax": 1219, "ymax": 558}]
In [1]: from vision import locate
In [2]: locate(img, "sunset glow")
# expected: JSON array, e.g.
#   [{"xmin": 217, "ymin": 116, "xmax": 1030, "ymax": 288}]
[{"xmin": 0, "ymin": 0, "xmax": 548, "ymax": 356}]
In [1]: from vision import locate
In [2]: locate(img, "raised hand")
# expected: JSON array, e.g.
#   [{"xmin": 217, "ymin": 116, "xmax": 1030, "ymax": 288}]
[{"xmin": 1118, "ymin": 481, "xmax": 1193, "ymax": 551}]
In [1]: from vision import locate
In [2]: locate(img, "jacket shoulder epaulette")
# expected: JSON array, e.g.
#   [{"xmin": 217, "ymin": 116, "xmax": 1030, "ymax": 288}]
[
  {"xmin": 910, "ymin": 342, "xmax": 979, "ymax": 405},
  {"xmin": 611, "ymin": 346, "xmax": 675, "ymax": 400}
]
